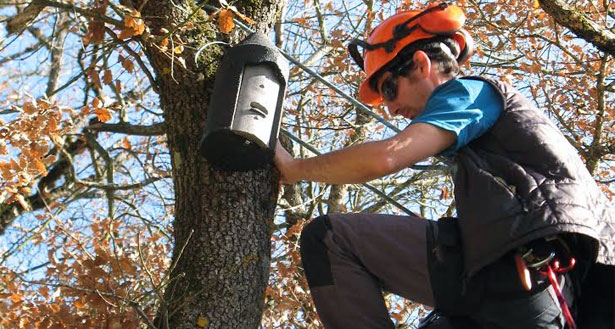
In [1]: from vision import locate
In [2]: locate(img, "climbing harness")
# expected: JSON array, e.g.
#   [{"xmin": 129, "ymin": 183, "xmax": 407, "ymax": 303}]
[{"xmin": 516, "ymin": 242, "xmax": 577, "ymax": 329}]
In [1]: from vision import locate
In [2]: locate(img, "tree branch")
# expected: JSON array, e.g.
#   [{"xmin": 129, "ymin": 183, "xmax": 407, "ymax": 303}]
[
  {"xmin": 6, "ymin": 0, "xmax": 46, "ymax": 35},
  {"xmin": 0, "ymin": 41, "xmax": 44, "ymax": 66},
  {"xmin": 586, "ymin": 56, "xmax": 608, "ymax": 174},
  {"xmin": 46, "ymin": 14, "xmax": 69, "ymax": 97},
  {"xmin": 88, "ymin": 122, "xmax": 166, "ymax": 136},
  {"xmin": 538, "ymin": 0, "xmax": 615, "ymax": 56},
  {"xmin": 75, "ymin": 175, "xmax": 170, "ymax": 191},
  {"xmin": 0, "ymin": 180, "xmax": 88, "ymax": 235},
  {"xmin": 83, "ymin": 131, "xmax": 115, "ymax": 218},
  {"xmin": 7, "ymin": 0, "xmax": 124, "ymax": 35}
]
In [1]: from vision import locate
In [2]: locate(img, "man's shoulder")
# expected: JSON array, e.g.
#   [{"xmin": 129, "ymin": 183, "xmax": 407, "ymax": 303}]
[
  {"xmin": 432, "ymin": 78, "xmax": 499, "ymax": 104},
  {"xmin": 457, "ymin": 77, "xmax": 499, "ymax": 93},
  {"xmin": 435, "ymin": 77, "xmax": 494, "ymax": 95}
]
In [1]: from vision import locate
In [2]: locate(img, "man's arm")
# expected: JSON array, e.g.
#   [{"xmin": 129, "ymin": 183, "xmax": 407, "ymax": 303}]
[{"xmin": 274, "ymin": 123, "xmax": 456, "ymax": 184}]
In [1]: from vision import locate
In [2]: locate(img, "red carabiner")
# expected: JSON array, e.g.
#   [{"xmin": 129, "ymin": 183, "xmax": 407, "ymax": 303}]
[
  {"xmin": 553, "ymin": 257, "xmax": 576, "ymax": 273},
  {"xmin": 539, "ymin": 258, "xmax": 577, "ymax": 329}
]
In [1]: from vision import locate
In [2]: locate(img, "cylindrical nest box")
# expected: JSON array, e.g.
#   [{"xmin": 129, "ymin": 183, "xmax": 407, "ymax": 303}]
[{"xmin": 200, "ymin": 31, "xmax": 289, "ymax": 171}]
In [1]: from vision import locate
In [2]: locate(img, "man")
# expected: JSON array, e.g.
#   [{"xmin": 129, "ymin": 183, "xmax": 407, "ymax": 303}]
[{"xmin": 274, "ymin": 3, "xmax": 615, "ymax": 328}]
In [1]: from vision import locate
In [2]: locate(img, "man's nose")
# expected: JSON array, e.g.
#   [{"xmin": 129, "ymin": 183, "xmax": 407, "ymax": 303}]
[{"xmin": 387, "ymin": 104, "xmax": 399, "ymax": 117}]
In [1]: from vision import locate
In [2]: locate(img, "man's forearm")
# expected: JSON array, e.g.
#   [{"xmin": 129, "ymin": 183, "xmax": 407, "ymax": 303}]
[
  {"xmin": 287, "ymin": 140, "xmax": 395, "ymax": 185},
  {"xmin": 276, "ymin": 123, "xmax": 456, "ymax": 185}
]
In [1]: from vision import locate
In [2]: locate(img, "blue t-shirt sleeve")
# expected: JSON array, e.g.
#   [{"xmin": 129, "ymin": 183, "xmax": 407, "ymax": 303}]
[{"xmin": 410, "ymin": 79, "xmax": 503, "ymax": 152}]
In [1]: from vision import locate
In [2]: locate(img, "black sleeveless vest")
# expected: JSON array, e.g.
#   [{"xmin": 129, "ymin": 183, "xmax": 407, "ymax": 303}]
[{"xmin": 453, "ymin": 77, "xmax": 615, "ymax": 276}]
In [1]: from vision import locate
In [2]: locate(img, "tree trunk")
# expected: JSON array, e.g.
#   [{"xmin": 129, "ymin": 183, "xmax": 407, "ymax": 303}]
[{"xmin": 141, "ymin": 0, "xmax": 284, "ymax": 327}]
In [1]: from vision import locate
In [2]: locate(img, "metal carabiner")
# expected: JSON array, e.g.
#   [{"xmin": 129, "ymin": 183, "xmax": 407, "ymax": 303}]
[{"xmin": 524, "ymin": 250, "xmax": 556, "ymax": 269}]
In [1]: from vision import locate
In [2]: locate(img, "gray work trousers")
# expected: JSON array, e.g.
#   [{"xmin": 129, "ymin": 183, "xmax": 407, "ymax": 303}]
[
  {"xmin": 300, "ymin": 213, "xmax": 434, "ymax": 328},
  {"xmin": 299, "ymin": 213, "xmax": 569, "ymax": 329}
]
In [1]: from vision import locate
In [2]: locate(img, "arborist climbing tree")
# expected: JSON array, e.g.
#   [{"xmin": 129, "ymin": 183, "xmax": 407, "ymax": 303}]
[{"xmin": 274, "ymin": 2, "xmax": 615, "ymax": 328}]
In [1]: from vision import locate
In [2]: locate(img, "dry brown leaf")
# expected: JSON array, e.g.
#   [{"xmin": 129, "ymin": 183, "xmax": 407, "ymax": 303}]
[
  {"xmin": 80, "ymin": 105, "xmax": 91, "ymax": 116},
  {"xmin": 37, "ymin": 98, "xmax": 50, "ymax": 110},
  {"xmin": 38, "ymin": 286, "xmax": 49, "ymax": 298},
  {"xmin": 120, "ymin": 9, "xmax": 146, "ymax": 39},
  {"xmin": 0, "ymin": 140, "xmax": 7, "ymax": 155},
  {"xmin": 43, "ymin": 154, "xmax": 56, "ymax": 166},
  {"xmin": 103, "ymin": 69, "xmax": 113, "ymax": 85},
  {"xmin": 88, "ymin": 21, "xmax": 105, "ymax": 44},
  {"xmin": 109, "ymin": 318, "xmax": 122, "ymax": 329},
  {"xmin": 10, "ymin": 293, "xmax": 21, "ymax": 304},
  {"xmin": 49, "ymin": 303, "xmax": 61, "ymax": 313},
  {"xmin": 82, "ymin": 34, "xmax": 91, "ymax": 45},
  {"xmin": 89, "ymin": 69, "xmax": 102, "ymax": 90},
  {"xmin": 47, "ymin": 116, "xmax": 58, "ymax": 131},
  {"xmin": 440, "ymin": 186, "xmax": 449, "ymax": 200},
  {"xmin": 92, "ymin": 97, "xmax": 101, "ymax": 108},
  {"xmin": 128, "ymin": 9, "xmax": 145, "ymax": 35},
  {"xmin": 119, "ymin": 257, "xmax": 136, "ymax": 275},
  {"xmin": 123, "ymin": 59, "xmax": 135, "ymax": 73},
  {"xmin": 118, "ymin": 28, "xmax": 133, "ymax": 40},
  {"xmin": 122, "ymin": 137, "xmax": 131, "ymax": 149},
  {"xmin": 31, "ymin": 158, "xmax": 47, "ymax": 175},
  {"xmin": 218, "ymin": 9, "xmax": 235, "ymax": 34},
  {"xmin": 23, "ymin": 101, "xmax": 36, "ymax": 115},
  {"xmin": 94, "ymin": 108, "xmax": 112, "ymax": 122},
  {"xmin": 74, "ymin": 299, "xmax": 86, "ymax": 310}
]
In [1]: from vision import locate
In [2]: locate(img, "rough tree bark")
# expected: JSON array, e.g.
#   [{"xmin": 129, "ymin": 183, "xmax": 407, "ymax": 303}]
[
  {"xmin": 538, "ymin": 0, "xmax": 615, "ymax": 56},
  {"xmin": 140, "ymin": 0, "xmax": 285, "ymax": 328}
]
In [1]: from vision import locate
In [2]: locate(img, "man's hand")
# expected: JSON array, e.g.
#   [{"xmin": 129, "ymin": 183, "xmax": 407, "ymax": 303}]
[{"xmin": 273, "ymin": 141, "xmax": 299, "ymax": 184}]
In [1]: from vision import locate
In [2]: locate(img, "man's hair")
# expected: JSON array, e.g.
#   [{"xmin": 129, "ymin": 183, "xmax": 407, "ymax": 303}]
[{"xmin": 368, "ymin": 36, "xmax": 461, "ymax": 92}]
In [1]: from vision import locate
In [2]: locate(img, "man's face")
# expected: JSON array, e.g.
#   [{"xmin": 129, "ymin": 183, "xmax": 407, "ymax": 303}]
[
  {"xmin": 376, "ymin": 68, "xmax": 434, "ymax": 120},
  {"xmin": 374, "ymin": 50, "xmax": 442, "ymax": 120}
]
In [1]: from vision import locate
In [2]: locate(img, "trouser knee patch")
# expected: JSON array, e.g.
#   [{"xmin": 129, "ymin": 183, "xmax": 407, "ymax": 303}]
[{"xmin": 300, "ymin": 215, "xmax": 334, "ymax": 287}]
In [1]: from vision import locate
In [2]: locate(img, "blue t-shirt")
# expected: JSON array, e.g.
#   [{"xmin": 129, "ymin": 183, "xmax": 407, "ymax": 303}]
[{"xmin": 410, "ymin": 78, "xmax": 503, "ymax": 153}]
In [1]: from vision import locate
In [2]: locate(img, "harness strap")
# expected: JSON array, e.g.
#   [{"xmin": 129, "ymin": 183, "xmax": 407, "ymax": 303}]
[{"xmin": 541, "ymin": 260, "xmax": 577, "ymax": 329}]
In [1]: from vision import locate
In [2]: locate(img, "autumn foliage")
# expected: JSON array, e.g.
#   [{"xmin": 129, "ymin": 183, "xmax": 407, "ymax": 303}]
[
  {"xmin": 0, "ymin": 99, "xmax": 64, "ymax": 210},
  {"xmin": 0, "ymin": 0, "xmax": 613, "ymax": 328},
  {"xmin": 0, "ymin": 215, "xmax": 170, "ymax": 328}
]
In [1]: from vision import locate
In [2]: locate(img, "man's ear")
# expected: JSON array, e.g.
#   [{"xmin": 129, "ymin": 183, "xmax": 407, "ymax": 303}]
[{"xmin": 412, "ymin": 51, "xmax": 431, "ymax": 78}]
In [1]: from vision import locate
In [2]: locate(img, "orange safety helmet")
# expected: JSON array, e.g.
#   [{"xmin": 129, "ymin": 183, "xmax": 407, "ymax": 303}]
[{"xmin": 348, "ymin": 3, "xmax": 474, "ymax": 106}]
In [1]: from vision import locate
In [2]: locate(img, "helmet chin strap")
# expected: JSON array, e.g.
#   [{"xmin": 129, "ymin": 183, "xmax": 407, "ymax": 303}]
[{"xmin": 348, "ymin": 39, "xmax": 367, "ymax": 71}]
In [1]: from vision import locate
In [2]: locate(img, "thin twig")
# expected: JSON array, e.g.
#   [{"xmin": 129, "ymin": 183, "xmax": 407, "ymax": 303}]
[
  {"xmin": 105, "ymin": 27, "xmax": 160, "ymax": 93},
  {"xmin": 36, "ymin": 0, "xmax": 123, "ymax": 26},
  {"xmin": 131, "ymin": 301, "xmax": 158, "ymax": 329}
]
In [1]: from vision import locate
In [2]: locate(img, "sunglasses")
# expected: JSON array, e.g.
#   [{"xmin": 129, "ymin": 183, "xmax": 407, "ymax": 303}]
[
  {"xmin": 379, "ymin": 74, "xmax": 399, "ymax": 102},
  {"xmin": 378, "ymin": 59, "xmax": 414, "ymax": 102}
]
